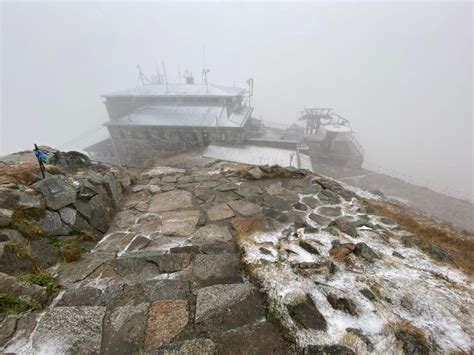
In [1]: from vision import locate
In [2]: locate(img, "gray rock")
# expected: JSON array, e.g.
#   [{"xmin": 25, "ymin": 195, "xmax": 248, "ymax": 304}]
[
  {"xmin": 206, "ymin": 203, "xmax": 234, "ymax": 221},
  {"xmin": 288, "ymin": 294, "xmax": 327, "ymax": 331},
  {"xmin": 359, "ymin": 288, "xmax": 376, "ymax": 301},
  {"xmin": 426, "ymin": 244, "xmax": 453, "ymax": 262},
  {"xmin": 101, "ymin": 302, "xmax": 148, "ymax": 354},
  {"xmin": 74, "ymin": 199, "xmax": 92, "ymax": 219},
  {"xmin": 191, "ymin": 254, "xmax": 241, "ymax": 287},
  {"xmin": 142, "ymin": 280, "xmax": 190, "ymax": 301},
  {"xmin": 309, "ymin": 213, "xmax": 331, "ymax": 226},
  {"xmin": 395, "ymin": 329, "xmax": 430, "ymax": 355},
  {"xmin": 247, "ymin": 167, "xmax": 264, "ymax": 180},
  {"xmin": 18, "ymin": 193, "xmax": 43, "ymax": 210},
  {"xmin": 190, "ymin": 224, "xmax": 233, "ymax": 246},
  {"xmin": 331, "ymin": 217, "xmax": 358, "ymax": 238},
  {"xmin": 317, "ymin": 206, "xmax": 342, "ymax": 217},
  {"xmin": 33, "ymin": 176, "xmax": 77, "ymax": 210},
  {"xmin": 299, "ymin": 240, "xmax": 320, "ymax": 255},
  {"xmin": 0, "ymin": 229, "xmax": 26, "ymax": 243},
  {"xmin": 32, "ymin": 306, "xmax": 106, "ymax": 354},
  {"xmin": 37, "ymin": 210, "xmax": 71, "ymax": 236},
  {"xmin": 156, "ymin": 338, "xmax": 217, "ymax": 355},
  {"xmin": 262, "ymin": 195, "xmax": 292, "ymax": 211},
  {"xmin": 0, "ymin": 189, "xmax": 20, "ymax": 209},
  {"xmin": 195, "ymin": 283, "xmax": 255, "ymax": 323},
  {"xmin": 161, "ymin": 210, "xmax": 201, "ymax": 237},
  {"xmin": 354, "ymin": 242, "xmax": 379, "ymax": 262},
  {"xmin": 31, "ymin": 238, "xmax": 61, "ymax": 269},
  {"xmin": 89, "ymin": 194, "xmax": 113, "ymax": 233},
  {"xmin": 327, "ymin": 294, "xmax": 358, "ymax": 316},
  {"xmin": 227, "ymin": 199, "xmax": 262, "ymax": 216},
  {"xmin": 346, "ymin": 328, "xmax": 374, "ymax": 351},
  {"xmin": 0, "ymin": 208, "xmax": 13, "ymax": 227},
  {"xmin": 305, "ymin": 345, "xmax": 355, "ymax": 355},
  {"xmin": 302, "ymin": 196, "xmax": 320, "ymax": 209},
  {"xmin": 103, "ymin": 172, "xmax": 123, "ymax": 208},
  {"xmin": 126, "ymin": 235, "xmax": 151, "ymax": 251},
  {"xmin": 0, "ymin": 272, "xmax": 48, "ymax": 304},
  {"xmin": 293, "ymin": 202, "xmax": 308, "ymax": 211},
  {"xmin": 149, "ymin": 190, "xmax": 194, "ymax": 212},
  {"xmin": 59, "ymin": 207, "xmax": 77, "ymax": 226},
  {"xmin": 56, "ymin": 287, "xmax": 102, "ymax": 307}
]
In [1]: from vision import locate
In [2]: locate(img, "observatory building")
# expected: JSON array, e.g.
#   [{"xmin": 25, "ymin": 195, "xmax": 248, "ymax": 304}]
[{"xmin": 89, "ymin": 72, "xmax": 255, "ymax": 167}]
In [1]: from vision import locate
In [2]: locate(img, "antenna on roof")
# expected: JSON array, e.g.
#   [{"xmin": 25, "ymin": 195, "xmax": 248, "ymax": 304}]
[
  {"xmin": 161, "ymin": 59, "xmax": 169, "ymax": 93},
  {"xmin": 155, "ymin": 63, "xmax": 163, "ymax": 85},
  {"xmin": 201, "ymin": 46, "xmax": 209, "ymax": 93},
  {"xmin": 136, "ymin": 65, "xmax": 152, "ymax": 87}
]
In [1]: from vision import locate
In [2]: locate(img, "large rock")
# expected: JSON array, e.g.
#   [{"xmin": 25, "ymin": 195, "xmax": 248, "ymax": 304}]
[
  {"xmin": 89, "ymin": 194, "xmax": 114, "ymax": 233},
  {"xmin": 216, "ymin": 322, "xmax": 288, "ymax": 355},
  {"xmin": 207, "ymin": 203, "xmax": 235, "ymax": 221},
  {"xmin": 0, "ymin": 229, "xmax": 26, "ymax": 243},
  {"xmin": 37, "ymin": 210, "xmax": 71, "ymax": 236},
  {"xmin": 101, "ymin": 302, "xmax": 148, "ymax": 354},
  {"xmin": 195, "ymin": 283, "xmax": 255, "ymax": 323},
  {"xmin": 227, "ymin": 200, "xmax": 262, "ymax": 216},
  {"xmin": 305, "ymin": 345, "xmax": 355, "ymax": 355},
  {"xmin": 190, "ymin": 224, "xmax": 233, "ymax": 246},
  {"xmin": 353, "ymin": 242, "xmax": 378, "ymax": 262},
  {"xmin": 0, "ymin": 272, "xmax": 48, "ymax": 305},
  {"xmin": 191, "ymin": 254, "xmax": 241, "ymax": 287},
  {"xmin": 33, "ymin": 176, "xmax": 77, "ymax": 210},
  {"xmin": 288, "ymin": 294, "xmax": 327, "ymax": 331},
  {"xmin": 0, "ymin": 208, "xmax": 13, "ymax": 227},
  {"xmin": 32, "ymin": 306, "xmax": 106, "ymax": 354},
  {"xmin": 48, "ymin": 151, "xmax": 91, "ymax": 171},
  {"xmin": 30, "ymin": 238, "xmax": 61, "ymax": 269},
  {"xmin": 59, "ymin": 207, "xmax": 77, "ymax": 226},
  {"xmin": 331, "ymin": 217, "xmax": 358, "ymax": 238},
  {"xmin": 231, "ymin": 215, "xmax": 266, "ymax": 236},
  {"xmin": 161, "ymin": 210, "xmax": 200, "ymax": 237},
  {"xmin": 156, "ymin": 338, "xmax": 217, "ymax": 355},
  {"xmin": 144, "ymin": 299, "xmax": 188, "ymax": 350},
  {"xmin": 149, "ymin": 190, "xmax": 194, "ymax": 212},
  {"xmin": 326, "ymin": 294, "xmax": 358, "ymax": 316},
  {"xmin": 103, "ymin": 172, "xmax": 123, "ymax": 208}
]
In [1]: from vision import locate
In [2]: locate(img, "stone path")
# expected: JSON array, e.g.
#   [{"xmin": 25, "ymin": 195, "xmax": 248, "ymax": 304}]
[{"xmin": 5, "ymin": 162, "xmax": 298, "ymax": 354}]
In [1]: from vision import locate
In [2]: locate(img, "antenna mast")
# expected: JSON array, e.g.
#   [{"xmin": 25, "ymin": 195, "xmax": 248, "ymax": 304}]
[
  {"xmin": 201, "ymin": 46, "xmax": 209, "ymax": 93},
  {"xmin": 161, "ymin": 59, "xmax": 169, "ymax": 92},
  {"xmin": 136, "ymin": 65, "xmax": 152, "ymax": 87}
]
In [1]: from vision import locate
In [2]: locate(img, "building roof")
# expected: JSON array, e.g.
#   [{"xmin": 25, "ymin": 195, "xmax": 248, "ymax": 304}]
[
  {"xmin": 105, "ymin": 105, "xmax": 253, "ymax": 129},
  {"xmin": 102, "ymin": 83, "xmax": 245, "ymax": 98}
]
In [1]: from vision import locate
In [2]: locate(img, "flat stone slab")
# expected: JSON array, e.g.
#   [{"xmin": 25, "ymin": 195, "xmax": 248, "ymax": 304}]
[
  {"xmin": 191, "ymin": 254, "xmax": 241, "ymax": 287},
  {"xmin": 145, "ymin": 299, "xmax": 188, "ymax": 350},
  {"xmin": 149, "ymin": 190, "xmax": 194, "ymax": 212},
  {"xmin": 32, "ymin": 306, "xmax": 106, "ymax": 354},
  {"xmin": 207, "ymin": 203, "xmax": 235, "ymax": 221},
  {"xmin": 161, "ymin": 210, "xmax": 201, "ymax": 236},
  {"xmin": 190, "ymin": 224, "xmax": 233, "ymax": 246},
  {"xmin": 227, "ymin": 200, "xmax": 262, "ymax": 216},
  {"xmin": 156, "ymin": 338, "xmax": 217, "ymax": 354},
  {"xmin": 195, "ymin": 283, "xmax": 255, "ymax": 323}
]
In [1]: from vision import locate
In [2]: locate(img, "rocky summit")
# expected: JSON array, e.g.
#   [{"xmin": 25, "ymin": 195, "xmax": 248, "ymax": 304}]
[{"xmin": 0, "ymin": 150, "xmax": 473, "ymax": 354}]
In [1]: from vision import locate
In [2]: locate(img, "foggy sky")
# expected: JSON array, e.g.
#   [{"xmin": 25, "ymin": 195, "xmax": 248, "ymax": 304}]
[{"xmin": 1, "ymin": 1, "xmax": 472, "ymax": 201}]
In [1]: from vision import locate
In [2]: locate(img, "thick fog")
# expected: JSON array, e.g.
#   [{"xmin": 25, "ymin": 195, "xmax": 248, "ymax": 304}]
[{"xmin": 1, "ymin": 1, "xmax": 472, "ymax": 201}]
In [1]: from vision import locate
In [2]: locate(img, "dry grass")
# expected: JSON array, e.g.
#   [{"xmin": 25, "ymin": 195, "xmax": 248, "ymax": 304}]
[
  {"xmin": 0, "ymin": 162, "xmax": 64, "ymax": 185},
  {"xmin": 366, "ymin": 199, "xmax": 474, "ymax": 276}
]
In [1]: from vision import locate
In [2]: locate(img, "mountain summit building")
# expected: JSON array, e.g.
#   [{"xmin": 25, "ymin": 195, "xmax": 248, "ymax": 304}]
[{"xmin": 94, "ymin": 82, "xmax": 254, "ymax": 167}]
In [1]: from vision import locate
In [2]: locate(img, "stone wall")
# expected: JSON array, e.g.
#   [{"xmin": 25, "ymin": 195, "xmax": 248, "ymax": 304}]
[{"xmin": 0, "ymin": 151, "xmax": 130, "ymax": 276}]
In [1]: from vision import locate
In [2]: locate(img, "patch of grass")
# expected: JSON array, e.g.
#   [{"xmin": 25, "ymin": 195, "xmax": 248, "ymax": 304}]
[
  {"xmin": 0, "ymin": 293, "xmax": 42, "ymax": 315},
  {"xmin": 52, "ymin": 235, "xmax": 87, "ymax": 263},
  {"xmin": 0, "ymin": 162, "xmax": 42, "ymax": 185},
  {"xmin": 366, "ymin": 199, "xmax": 474, "ymax": 275},
  {"xmin": 17, "ymin": 272, "xmax": 60, "ymax": 296},
  {"xmin": 10, "ymin": 210, "xmax": 48, "ymax": 239}
]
